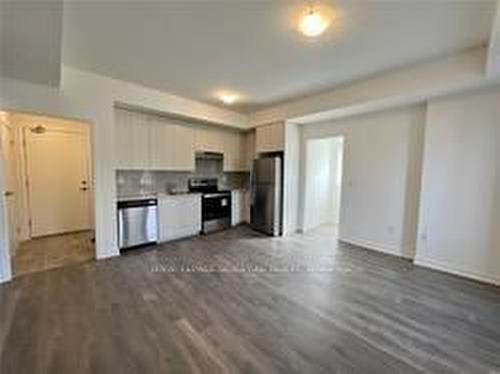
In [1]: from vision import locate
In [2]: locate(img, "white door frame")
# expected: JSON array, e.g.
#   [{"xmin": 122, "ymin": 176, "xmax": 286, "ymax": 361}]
[
  {"xmin": 301, "ymin": 135, "xmax": 345, "ymax": 233},
  {"xmin": 0, "ymin": 112, "xmax": 95, "ymax": 283},
  {"xmin": 0, "ymin": 138, "xmax": 13, "ymax": 283}
]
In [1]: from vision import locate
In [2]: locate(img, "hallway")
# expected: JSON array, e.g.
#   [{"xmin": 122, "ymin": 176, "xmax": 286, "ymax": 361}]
[{"xmin": 13, "ymin": 231, "xmax": 94, "ymax": 277}]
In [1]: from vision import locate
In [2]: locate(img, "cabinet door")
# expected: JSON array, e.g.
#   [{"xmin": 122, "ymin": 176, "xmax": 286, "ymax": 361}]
[
  {"xmin": 223, "ymin": 131, "xmax": 236, "ymax": 171},
  {"xmin": 231, "ymin": 190, "xmax": 248, "ymax": 225},
  {"xmin": 255, "ymin": 124, "xmax": 268, "ymax": 154},
  {"xmin": 244, "ymin": 131, "xmax": 255, "ymax": 171},
  {"xmin": 224, "ymin": 131, "xmax": 246, "ymax": 172},
  {"xmin": 149, "ymin": 117, "xmax": 175, "ymax": 170},
  {"xmin": 195, "ymin": 127, "xmax": 224, "ymax": 153},
  {"xmin": 159, "ymin": 196, "xmax": 201, "ymax": 242},
  {"xmin": 115, "ymin": 109, "xmax": 134, "ymax": 169},
  {"xmin": 131, "ymin": 112, "xmax": 151, "ymax": 169},
  {"xmin": 234, "ymin": 133, "xmax": 245, "ymax": 170},
  {"xmin": 158, "ymin": 198, "xmax": 176, "ymax": 242},
  {"xmin": 195, "ymin": 127, "xmax": 214, "ymax": 152},
  {"xmin": 115, "ymin": 109, "xmax": 150, "ymax": 169},
  {"xmin": 231, "ymin": 190, "xmax": 241, "ymax": 226},
  {"xmin": 174, "ymin": 125, "xmax": 195, "ymax": 171},
  {"xmin": 256, "ymin": 122, "xmax": 284, "ymax": 154}
]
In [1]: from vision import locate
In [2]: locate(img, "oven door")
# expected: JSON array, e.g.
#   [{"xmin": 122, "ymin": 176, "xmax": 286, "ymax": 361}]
[{"xmin": 202, "ymin": 194, "xmax": 231, "ymax": 232}]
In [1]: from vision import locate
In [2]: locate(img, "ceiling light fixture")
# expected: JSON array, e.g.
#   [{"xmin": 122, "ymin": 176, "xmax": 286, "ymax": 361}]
[
  {"xmin": 218, "ymin": 92, "xmax": 238, "ymax": 105},
  {"xmin": 299, "ymin": 5, "xmax": 329, "ymax": 37}
]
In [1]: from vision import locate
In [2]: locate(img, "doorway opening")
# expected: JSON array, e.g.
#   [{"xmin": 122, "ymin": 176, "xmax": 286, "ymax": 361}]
[
  {"xmin": 0, "ymin": 111, "xmax": 95, "ymax": 278},
  {"xmin": 302, "ymin": 136, "xmax": 344, "ymax": 235}
]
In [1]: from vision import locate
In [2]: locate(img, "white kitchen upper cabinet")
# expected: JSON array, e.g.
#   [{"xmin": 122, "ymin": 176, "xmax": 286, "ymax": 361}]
[
  {"xmin": 255, "ymin": 122, "xmax": 285, "ymax": 154},
  {"xmin": 244, "ymin": 130, "xmax": 255, "ymax": 171},
  {"xmin": 149, "ymin": 116, "xmax": 175, "ymax": 170},
  {"xmin": 195, "ymin": 127, "xmax": 250, "ymax": 172},
  {"xmin": 150, "ymin": 119, "xmax": 195, "ymax": 171},
  {"xmin": 115, "ymin": 108, "xmax": 150, "ymax": 169},
  {"xmin": 159, "ymin": 194, "xmax": 201, "ymax": 242},
  {"xmin": 195, "ymin": 127, "xmax": 224, "ymax": 153},
  {"xmin": 173, "ymin": 124, "xmax": 195, "ymax": 171},
  {"xmin": 115, "ymin": 108, "xmax": 196, "ymax": 171},
  {"xmin": 223, "ymin": 131, "xmax": 244, "ymax": 172},
  {"xmin": 115, "ymin": 109, "xmax": 132, "ymax": 169},
  {"xmin": 115, "ymin": 108, "xmax": 252, "ymax": 172},
  {"xmin": 235, "ymin": 132, "xmax": 245, "ymax": 170}
]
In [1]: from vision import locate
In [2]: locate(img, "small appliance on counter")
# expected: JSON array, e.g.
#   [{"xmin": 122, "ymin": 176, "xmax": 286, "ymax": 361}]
[
  {"xmin": 250, "ymin": 155, "xmax": 283, "ymax": 236},
  {"xmin": 188, "ymin": 178, "xmax": 231, "ymax": 234},
  {"xmin": 117, "ymin": 198, "xmax": 158, "ymax": 250}
]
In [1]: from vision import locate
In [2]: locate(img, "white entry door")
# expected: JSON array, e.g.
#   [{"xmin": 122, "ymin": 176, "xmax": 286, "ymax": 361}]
[{"xmin": 25, "ymin": 127, "xmax": 91, "ymax": 237}]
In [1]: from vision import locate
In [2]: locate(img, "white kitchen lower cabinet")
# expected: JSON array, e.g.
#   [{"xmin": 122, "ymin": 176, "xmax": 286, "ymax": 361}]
[
  {"xmin": 231, "ymin": 190, "xmax": 250, "ymax": 226},
  {"xmin": 159, "ymin": 194, "xmax": 202, "ymax": 242}
]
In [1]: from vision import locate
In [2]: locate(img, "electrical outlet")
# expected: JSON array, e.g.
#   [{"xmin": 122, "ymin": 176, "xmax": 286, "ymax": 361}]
[
  {"xmin": 420, "ymin": 231, "xmax": 428, "ymax": 241},
  {"xmin": 387, "ymin": 225, "xmax": 395, "ymax": 234}
]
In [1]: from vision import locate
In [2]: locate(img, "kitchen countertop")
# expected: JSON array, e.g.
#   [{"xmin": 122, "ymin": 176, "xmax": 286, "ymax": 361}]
[
  {"xmin": 117, "ymin": 188, "xmax": 248, "ymax": 202},
  {"xmin": 116, "ymin": 192, "xmax": 201, "ymax": 202}
]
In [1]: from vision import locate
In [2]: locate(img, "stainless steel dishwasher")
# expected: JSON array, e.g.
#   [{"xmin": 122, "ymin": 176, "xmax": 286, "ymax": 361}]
[{"xmin": 117, "ymin": 198, "xmax": 158, "ymax": 250}]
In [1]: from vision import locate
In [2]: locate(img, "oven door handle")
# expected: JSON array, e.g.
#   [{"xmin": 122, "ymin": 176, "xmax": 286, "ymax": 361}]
[{"xmin": 203, "ymin": 193, "xmax": 230, "ymax": 198}]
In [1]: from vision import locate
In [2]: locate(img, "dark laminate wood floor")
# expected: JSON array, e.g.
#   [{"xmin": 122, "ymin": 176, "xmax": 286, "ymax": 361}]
[
  {"xmin": 1, "ymin": 225, "xmax": 499, "ymax": 373},
  {"xmin": 13, "ymin": 231, "xmax": 94, "ymax": 277}
]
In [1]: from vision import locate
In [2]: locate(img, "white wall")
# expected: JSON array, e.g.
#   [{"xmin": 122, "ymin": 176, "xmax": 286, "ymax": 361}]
[
  {"xmin": 303, "ymin": 137, "xmax": 343, "ymax": 231},
  {"xmin": 415, "ymin": 87, "xmax": 500, "ymax": 285},
  {"xmin": 331, "ymin": 140, "xmax": 343, "ymax": 225},
  {"xmin": 300, "ymin": 105, "xmax": 426, "ymax": 258},
  {"xmin": 283, "ymin": 122, "xmax": 301, "ymax": 236}
]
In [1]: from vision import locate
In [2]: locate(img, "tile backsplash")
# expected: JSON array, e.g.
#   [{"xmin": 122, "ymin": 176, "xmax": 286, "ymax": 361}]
[{"xmin": 117, "ymin": 161, "xmax": 250, "ymax": 196}]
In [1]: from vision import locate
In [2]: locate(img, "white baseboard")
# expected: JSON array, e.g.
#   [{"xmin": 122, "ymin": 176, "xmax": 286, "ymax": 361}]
[
  {"xmin": 339, "ymin": 237, "xmax": 414, "ymax": 260},
  {"xmin": 340, "ymin": 239, "xmax": 500, "ymax": 286},
  {"xmin": 414, "ymin": 256, "xmax": 500, "ymax": 286}
]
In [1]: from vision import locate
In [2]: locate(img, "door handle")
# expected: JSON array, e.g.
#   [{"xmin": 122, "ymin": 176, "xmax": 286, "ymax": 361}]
[
  {"xmin": 80, "ymin": 187, "xmax": 88, "ymax": 191},
  {"xmin": 4, "ymin": 191, "xmax": 14, "ymax": 197}
]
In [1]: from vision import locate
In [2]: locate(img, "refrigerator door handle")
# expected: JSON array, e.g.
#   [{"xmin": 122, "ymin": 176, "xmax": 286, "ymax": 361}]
[{"xmin": 250, "ymin": 161, "xmax": 256, "ymax": 207}]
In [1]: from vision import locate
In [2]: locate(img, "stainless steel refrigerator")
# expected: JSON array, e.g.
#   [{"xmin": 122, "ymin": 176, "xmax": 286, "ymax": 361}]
[{"xmin": 250, "ymin": 156, "xmax": 283, "ymax": 236}]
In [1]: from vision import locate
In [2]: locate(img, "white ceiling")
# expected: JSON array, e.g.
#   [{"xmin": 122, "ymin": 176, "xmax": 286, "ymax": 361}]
[
  {"xmin": 1, "ymin": 0, "xmax": 63, "ymax": 86},
  {"xmin": 62, "ymin": 0, "xmax": 496, "ymax": 113}
]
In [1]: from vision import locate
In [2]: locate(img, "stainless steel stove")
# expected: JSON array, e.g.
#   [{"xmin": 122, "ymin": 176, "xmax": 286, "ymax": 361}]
[{"xmin": 188, "ymin": 178, "xmax": 231, "ymax": 234}]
